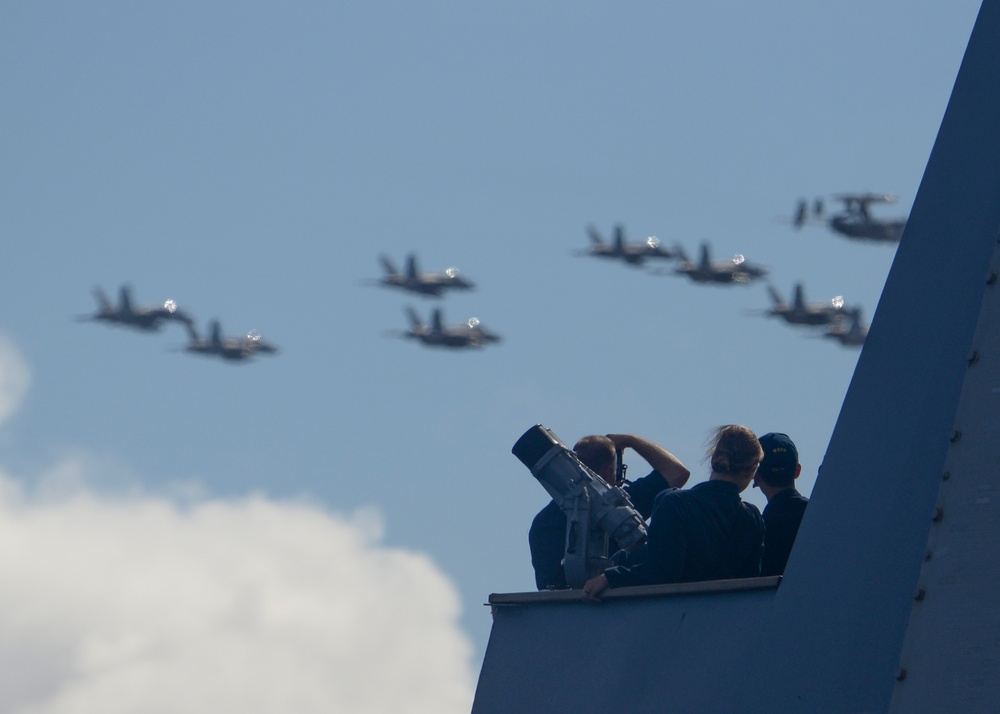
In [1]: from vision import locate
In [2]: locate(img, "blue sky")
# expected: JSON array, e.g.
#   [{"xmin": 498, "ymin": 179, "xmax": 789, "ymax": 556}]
[{"xmin": 0, "ymin": 2, "xmax": 984, "ymax": 711}]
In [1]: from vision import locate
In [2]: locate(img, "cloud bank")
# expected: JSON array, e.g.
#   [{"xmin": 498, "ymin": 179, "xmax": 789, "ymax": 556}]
[{"xmin": 0, "ymin": 468, "xmax": 476, "ymax": 714}]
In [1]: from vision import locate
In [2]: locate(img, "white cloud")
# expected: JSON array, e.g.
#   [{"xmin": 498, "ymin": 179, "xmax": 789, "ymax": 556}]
[
  {"xmin": 0, "ymin": 467, "xmax": 476, "ymax": 714},
  {"xmin": 0, "ymin": 336, "xmax": 30, "ymax": 427}
]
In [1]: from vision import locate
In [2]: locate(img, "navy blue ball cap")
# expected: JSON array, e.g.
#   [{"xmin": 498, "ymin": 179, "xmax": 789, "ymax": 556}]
[{"xmin": 757, "ymin": 432, "xmax": 799, "ymax": 481}]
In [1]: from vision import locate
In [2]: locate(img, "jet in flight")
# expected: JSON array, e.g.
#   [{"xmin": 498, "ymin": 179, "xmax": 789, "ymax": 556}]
[
  {"xmin": 183, "ymin": 320, "xmax": 279, "ymax": 362},
  {"xmin": 79, "ymin": 284, "xmax": 193, "ymax": 331},
  {"xmin": 400, "ymin": 307, "xmax": 501, "ymax": 349},
  {"xmin": 672, "ymin": 242, "xmax": 768, "ymax": 284},
  {"xmin": 760, "ymin": 283, "xmax": 852, "ymax": 326},
  {"xmin": 823, "ymin": 308, "xmax": 868, "ymax": 347},
  {"xmin": 793, "ymin": 193, "xmax": 907, "ymax": 243},
  {"xmin": 375, "ymin": 254, "xmax": 475, "ymax": 297},
  {"xmin": 582, "ymin": 224, "xmax": 676, "ymax": 266}
]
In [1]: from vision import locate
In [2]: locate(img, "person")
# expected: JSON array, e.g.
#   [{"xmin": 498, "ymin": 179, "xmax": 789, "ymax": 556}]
[
  {"xmin": 755, "ymin": 432, "xmax": 809, "ymax": 576},
  {"xmin": 582, "ymin": 424, "xmax": 764, "ymax": 600},
  {"xmin": 528, "ymin": 433, "xmax": 690, "ymax": 590}
]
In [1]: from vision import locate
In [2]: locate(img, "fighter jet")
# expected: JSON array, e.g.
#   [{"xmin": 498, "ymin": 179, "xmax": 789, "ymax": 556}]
[
  {"xmin": 183, "ymin": 320, "xmax": 279, "ymax": 362},
  {"xmin": 823, "ymin": 308, "xmax": 868, "ymax": 348},
  {"xmin": 792, "ymin": 193, "xmax": 907, "ymax": 243},
  {"xmin": 79, "ymin": 284, "xmax": 193, "ymax": 331},
  {"xmin": 400, "ymin": 307, "xmax": 501, "ymax": 349},
  {"xmin": 375, "ymin": 254, "xmax": 475, "ymax": 297},
  {"xmin": 760, "ymin": 283, "xmax": 852, "ymax": 326},
  {"xmin": 582, "ymin": 224, "xmax": 676, "ymax": 266},
  {"xmin": 672, "ymin": 242, "xmax": 768, "ymax": 284}
]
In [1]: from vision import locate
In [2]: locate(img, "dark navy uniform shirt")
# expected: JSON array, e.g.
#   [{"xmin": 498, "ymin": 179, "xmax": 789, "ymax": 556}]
[
  {"xmin": 761, "ymin": 487, "xmax": 809, "ymax": 576},
  {"xmin": 604, "ymin": 479, "xmax": 764, "ymax": 588}
]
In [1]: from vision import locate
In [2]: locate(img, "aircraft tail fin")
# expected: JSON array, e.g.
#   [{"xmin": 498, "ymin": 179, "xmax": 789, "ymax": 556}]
[
  {"xmin": 209, "ymin": 320, "xmax": 223, "ymax": 348},
  {"xmin": 767, "ymin": 284, "xmax": 785, "ymax": 308},
  {"xmin": 405, "ymin": 254, "xmax": 419, "ymax": 281},
  {"xmin": 118, "ymin": 284, "xmax": 133, "ymax": 313},
  {"xmin": 92, "ymin": 286, "xmax": 112, "ymax": 313},
  {"xmin": 613, "ymin": 225, "xmax": 626, "ymax": 252},
  {"xmin": 379, "ymin": 255, "xmax": 398, "ymax": 276},
  {"xmin": 699, "ymin": 242, "xmax": 711, "ymax": 270},
  {"xmin": 793, "ymin": 199, "xmax": 807, "ymax": 229},
  {"xmin": 586, "ymin": 225, "xmax": 605, "ymax": 246},
  {"xmin": 673, "ymin": 244, "xmax": 690, "ymax": 263},
  {"xmin": 431, "ymin": 308, "xmax": 444, "ymax": 333},
  {"xmin": 405, "ymin": 307, "xmax": 423, "ymax": 330},
  {"xmin": 793, "ymin": 283, "xmax": 806, "ymax": 311}
]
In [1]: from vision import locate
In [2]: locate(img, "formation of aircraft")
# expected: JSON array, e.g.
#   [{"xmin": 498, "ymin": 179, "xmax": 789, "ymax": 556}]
[
  {"xmin": 86, "ymin": 190, "xmax": 892, "ymax": 362},
  {"xmin": 582, "ymin": 224, "xmax": 676, "ymax": 266},
  {"xmin": 373, "ymin": 250, "xmax": 499, "ymax": 351},
  {"xmin": 576, "ymin": 203, "xmax": 882, "ymax": 348},
  {"xmin": 759, "ymin": 283, "xmax": 852, "ymax": 326},
  {"xmin": 81, "ymin": 284, "xmax": 279, "ymax": 364},
  {"xmin": 793, "ymin": 192, "xmax": 907, "ymax": 243},
  {"xmin": 400, "ymin": 307, "xmax": 501, "ymax": 349},
  {"xmin": 79, "ymin": 285, "xmax": 192, "ymax": 331},
  {"xmin": 375, "ymin": 254, "xmax": 475, "ymax": 297},
  {"xmin": 672, "ymin": 242, "xmax": 768, "ymax": 284},
  {"xmin": 183, "ymin": 321, "xmax": 279, "ymax": 362}
]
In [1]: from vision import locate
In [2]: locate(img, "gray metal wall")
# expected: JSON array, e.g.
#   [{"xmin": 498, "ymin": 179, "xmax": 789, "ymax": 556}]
[{"xmin": 473, "ymin": 584, "xmax": 777, "ymax": 714}]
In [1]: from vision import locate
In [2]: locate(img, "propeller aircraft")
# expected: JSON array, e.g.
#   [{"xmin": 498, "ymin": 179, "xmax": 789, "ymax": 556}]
[{"xmin": 792, "ymin": 193, "xmax": 907, "ymax": 243}]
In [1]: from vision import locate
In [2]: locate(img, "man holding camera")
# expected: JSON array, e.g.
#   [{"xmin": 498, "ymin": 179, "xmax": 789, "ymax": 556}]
[{"xmin": 528, "ymin": 433, "xmax": 690, "ymax": 590}]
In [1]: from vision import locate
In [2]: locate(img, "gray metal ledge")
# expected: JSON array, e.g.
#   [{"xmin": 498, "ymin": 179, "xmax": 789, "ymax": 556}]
[{"xmin": 487, "ymin": 576, "xmax": 781, "ymax": 607}]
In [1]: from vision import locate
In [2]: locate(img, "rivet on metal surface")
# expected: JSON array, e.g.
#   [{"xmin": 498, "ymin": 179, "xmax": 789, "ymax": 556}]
[
  {"xmin": 932, "ymin": 507, "xmax": 944, "ymax": 523},
  {"xmin": 968, "ymin": 350, "xmax": 980, "ymax": 366},
  {"xmin": 950, "ymin": 430, "xmax": 962, "ymax": 444},
  {"xmin": 925, "ymin": 550, "xmax": 934, "ymax": 562},
  {"xmin": 988, "ymin": 271, "xmax": 998, "ymax": 287},
  {"xmin": 943, "ymin": 471, "xmax": 952, "ymax": 481},
  {"xmin": 896, "ymin": 668, "xmax": 907, "ymax": 682},
  {"xmin": 914, "ymin": 588, "xmax": 926, "ymax": 602}
]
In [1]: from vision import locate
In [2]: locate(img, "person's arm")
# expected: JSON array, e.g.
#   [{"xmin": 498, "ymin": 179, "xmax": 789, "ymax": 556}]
[
  {"xmin": 589, "ymin": 491, "xmax": 687, "ymax": 598},
  {"xmin": 607, "ymin": 433, "xmax": 690, "ymax": 488}
]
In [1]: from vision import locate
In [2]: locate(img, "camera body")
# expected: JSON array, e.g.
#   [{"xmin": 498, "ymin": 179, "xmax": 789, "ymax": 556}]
[{"xmin": 513, "ymin": 424, "xmax": 647, "ymax": 588}]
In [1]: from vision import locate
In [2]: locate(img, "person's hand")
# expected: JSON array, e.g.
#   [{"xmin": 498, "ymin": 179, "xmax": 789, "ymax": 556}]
[{"xmin": 582, "ymin": 574, "xmax": 610, "ymax": 602}]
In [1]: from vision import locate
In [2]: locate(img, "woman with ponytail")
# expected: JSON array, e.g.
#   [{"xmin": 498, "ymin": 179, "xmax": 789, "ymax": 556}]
[{"xmin": 583, "ymin": 425, "xmax": 765, "ymax": 601}]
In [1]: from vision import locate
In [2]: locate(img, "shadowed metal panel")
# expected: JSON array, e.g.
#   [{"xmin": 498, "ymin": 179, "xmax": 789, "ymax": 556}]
[{"xmin": 888, "ymin": 239, "xmax": 1000, "ymax": 711}]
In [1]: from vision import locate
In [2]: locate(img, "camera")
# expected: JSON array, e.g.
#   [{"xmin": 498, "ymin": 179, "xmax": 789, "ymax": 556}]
[{"xmin": 513, "ymin": 424, "xmax": 647, "ymax": 587}]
